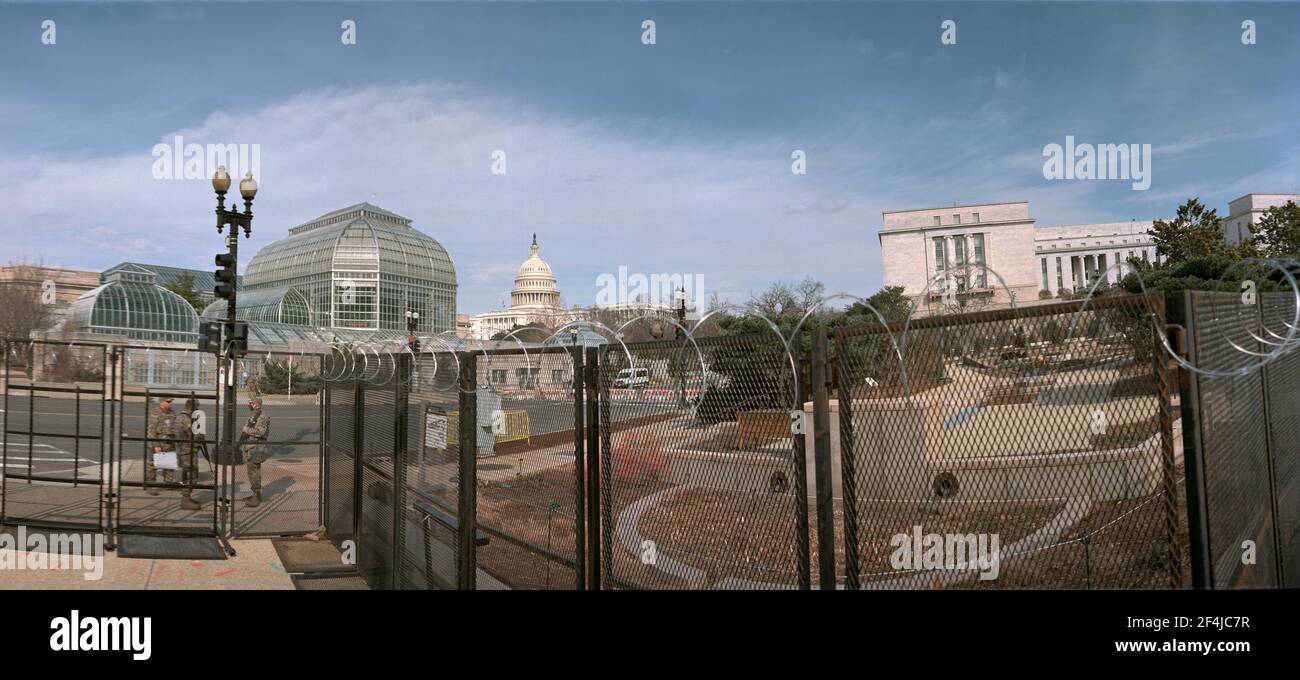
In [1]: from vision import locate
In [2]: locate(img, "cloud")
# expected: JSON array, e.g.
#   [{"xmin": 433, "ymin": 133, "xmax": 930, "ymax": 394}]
[{"xmin": 0, "ymin": 81, "xmax": 871, "ymax": 313}]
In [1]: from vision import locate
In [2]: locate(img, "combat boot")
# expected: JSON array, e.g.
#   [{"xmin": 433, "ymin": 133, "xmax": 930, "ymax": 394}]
[
  {"xmin": 242, "ymin": 490, "xmax": 261, "ymax": 507},
  {"xmin": 181, "ymin": 497, "xmax": 201, "ymax": 511}
]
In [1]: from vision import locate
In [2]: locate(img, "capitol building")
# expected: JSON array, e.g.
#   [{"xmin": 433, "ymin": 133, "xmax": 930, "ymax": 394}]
[
  {"xmin": 468, "ymin": 234, "xmax": 676, "ymax": 341},
  {"xmin": 469, "ymin": 235, "xmax": 571, "ymax": 340}
]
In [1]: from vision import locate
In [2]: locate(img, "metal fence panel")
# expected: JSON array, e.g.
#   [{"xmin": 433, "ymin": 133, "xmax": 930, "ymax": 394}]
[
  {"xmin": 1261, "ymin": 293, "xmax": 1300, "ymax": 588},
  {"xmin": 1188, "ymin": 291, "xmax": 1279, "ymax": 588},
  {"xmin": 463, "ymin": 347, "xmax": 582, "ymax": 589},
  {"xmin": 834, "ymin": 294, "xmax": 1179, "ymax": 589},
  {"xmin": 599, "ymin": 332, "xmax": 809, "ymax": 589}
]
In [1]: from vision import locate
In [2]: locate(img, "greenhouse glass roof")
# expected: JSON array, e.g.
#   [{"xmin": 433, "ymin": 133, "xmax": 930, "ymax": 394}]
[
  {"xmin": 67, "ymin": 279, "xmax": 199, "ymax": 342},
  {"xmin": 244, "ymin": 202, "xmax": 456, "ymax": 286}
]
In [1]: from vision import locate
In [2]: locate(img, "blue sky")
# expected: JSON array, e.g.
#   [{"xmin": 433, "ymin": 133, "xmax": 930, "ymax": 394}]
[{"xmin": 1, "ymin": 1, "xmax": 1297, "ymax": 313}]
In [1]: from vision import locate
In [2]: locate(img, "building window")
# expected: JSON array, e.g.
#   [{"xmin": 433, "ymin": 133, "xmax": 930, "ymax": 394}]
[
  {"xmin": 972, "ymin": 233, "xmax": 987, "ymax": 287},
  {"xmin": 933, "ymin": 216, "xmax": 941, "ymax": 226},
  {"xmin": 953, "ymin": 234, "xmax": 967, "ymax": 266},
  {"xmin": 1055, "ymin": 257, "xmax": 1063, "ymax": 291},
  {"xmin": 1041, "ymin": 258, "xmax": 1049, "ymax": 290},
  {"xmin": 933, "ymin": 238, "xmax": 947, "ymax": 272},
  {"xmin": 972, "ymin": 212, "xmax": 980, "ymax": 223},
  {"xmin": 952, "ymin": 214, "xmax": 961, "ymax": 225}
]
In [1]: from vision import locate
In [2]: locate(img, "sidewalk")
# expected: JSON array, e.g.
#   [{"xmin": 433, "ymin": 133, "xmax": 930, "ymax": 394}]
[{"xmin": 0, "ymin": 537, "xmax": 296, "ymax": 590}]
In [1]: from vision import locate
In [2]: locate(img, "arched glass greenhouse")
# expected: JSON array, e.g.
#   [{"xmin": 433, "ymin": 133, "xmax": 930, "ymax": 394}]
[
  {"xmin": 65, "ymin": 269, "xmax": 198, "ymax": 342},
  {"xmin": 201, "ymin": 286, "xmax": 315, "ymax": 326},
  {"xmin": 243, "ymin": 203, "xmax": 457, "ymax": 333}
]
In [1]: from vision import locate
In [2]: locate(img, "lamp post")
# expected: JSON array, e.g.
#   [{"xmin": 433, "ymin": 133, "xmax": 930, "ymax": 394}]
[
  {"xmin": 406, "ymin": 308, "xmax": 420, "ymax": 352},
  {"xmin": 211, "ymin": 165, "xmax": 256, "ymax": 542}
]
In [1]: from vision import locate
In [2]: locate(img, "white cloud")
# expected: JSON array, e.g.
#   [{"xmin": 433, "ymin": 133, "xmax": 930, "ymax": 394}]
[{"xmin": 0, "ymin": 81, "xmax": 871, "ymax": 313}]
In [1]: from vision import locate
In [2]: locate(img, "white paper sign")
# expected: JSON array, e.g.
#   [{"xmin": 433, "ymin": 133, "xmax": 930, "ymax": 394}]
[
  {"xmin": 153, "ymin": 451, "xmax": 179, "ymax": 470},
  {"xmin": 424, "ymin": 412, "xmax": 448, "ymax": 449}
]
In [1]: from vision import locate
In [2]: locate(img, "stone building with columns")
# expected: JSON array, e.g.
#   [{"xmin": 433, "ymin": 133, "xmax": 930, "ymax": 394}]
[
  {"xmin": 878, "ymin": 201, "xmax": 1039, "ymax": 315},
  {"xmin": 1033, "ymin": 221, "xmax": 1161, "ymax": 295}
]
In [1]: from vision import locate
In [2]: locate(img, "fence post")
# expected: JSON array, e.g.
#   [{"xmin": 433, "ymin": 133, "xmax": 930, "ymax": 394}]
[
  {"xmin": 572, "ymin": 343, "xmax": 587, "ymax": 590},
  {"xmin": 789, "ymin": 331, "xmax": 812, "ymax": 590},
  {"xmin": 392, "ymin": 352, "xmax": 410, "ymax": 590},
  {"xmin": 811, "ymin": 328, "xmax": 837, "ymax": 589},
  {"xmin": 834, "ymin": 334, "xmax": 860, "ymax": 591},
  {"xmin": 1256, "ymin": 295, "xmax": 1286, "ymax": 588},
  {"xmin": 456, "ymin": 351, "xmax": 477, "ymax": 590},
  {"xmin": 584, "ymin": 346, "xmax": 602, "ymax": 589},
  {"xmin": 351, "ymin": 368, "xmax": 365, "ymax": 552},
  {"xmin": 1173, "ymin": 291, "xmax": 1212, "ymax": 588},
  {"xmin": 1148, "ymin": 295, "xmax": 1183, "ymax": 589}
]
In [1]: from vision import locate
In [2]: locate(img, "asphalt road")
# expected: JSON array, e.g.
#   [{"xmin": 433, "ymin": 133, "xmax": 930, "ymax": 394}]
[{"xmin": 0, "ymin": 395, "xmax": 683, "ymax": 478}]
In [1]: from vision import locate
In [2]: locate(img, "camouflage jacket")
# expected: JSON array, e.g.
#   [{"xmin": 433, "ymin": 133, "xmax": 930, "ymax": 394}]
[
  {"xmin": 241, "ymin": 409, "xmax": 270, "ymax": 443},
  {"xmin": 174, "ymin": 411, "xmax": 196, "ymax": 455},
  {"xmin": 147, "ymin": 406, "xmax": 177, "ymax": 452}
]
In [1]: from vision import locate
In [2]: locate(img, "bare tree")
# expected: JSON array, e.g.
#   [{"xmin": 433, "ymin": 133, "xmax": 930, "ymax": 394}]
[
  {"xmin": 0, "ymin": 263, "xmax": 55, "ymax": 340},
  {"xmin": 746, "ymin": 276, "xmax": 824, "ymax": 319}
]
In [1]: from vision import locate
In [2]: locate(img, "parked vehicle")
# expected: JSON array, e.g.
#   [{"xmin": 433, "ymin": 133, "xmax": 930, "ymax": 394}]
[{"xmin": 614, "ymin": 367, "xmax": 650, "ymax": 388}]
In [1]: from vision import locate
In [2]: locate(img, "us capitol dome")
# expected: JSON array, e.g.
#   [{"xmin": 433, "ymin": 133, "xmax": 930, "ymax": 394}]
[{"xmin": 470, "ymin": 234, "xmax": 568, "ymax": 339}]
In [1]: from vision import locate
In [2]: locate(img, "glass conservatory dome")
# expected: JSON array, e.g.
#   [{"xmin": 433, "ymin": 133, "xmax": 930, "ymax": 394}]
[
  {"xmin": 243, "ymin": 203, "xmax": 457, "ymax": 333},
  {"xmin": 66, "ymin": 269, "xmax": 198, "ymax": 342}
]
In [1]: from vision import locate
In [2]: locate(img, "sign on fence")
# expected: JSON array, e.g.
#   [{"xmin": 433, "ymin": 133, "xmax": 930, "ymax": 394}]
[{"xmin": 424, "ymin": 406, "xmax": 448, "ymax": 450}]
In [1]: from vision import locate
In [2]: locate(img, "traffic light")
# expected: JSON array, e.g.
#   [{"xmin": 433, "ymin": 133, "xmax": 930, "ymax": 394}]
[
  {"xmin": 214, "ymin": 252, "xmax": 237, "ymax": 301},
  {"xmin": 197, "ymin": 320, "xmax": 222, "ymax": 354},
  {"xmin": 225, "ymin": 321, "xmax": 249, "ymax": 355}
]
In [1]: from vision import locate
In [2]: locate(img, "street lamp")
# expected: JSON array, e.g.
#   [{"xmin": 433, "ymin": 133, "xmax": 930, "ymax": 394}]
[
  {"xmin": 674, "ymin": 287, "xmax": 688, "ymax": 408},
  {"xmin": 406, "ymin": 308, "xmax": 421, "ymax": 352},
  {"xmin": 211, "ymin": 165, "xmax": 257, "ymax": 530}
]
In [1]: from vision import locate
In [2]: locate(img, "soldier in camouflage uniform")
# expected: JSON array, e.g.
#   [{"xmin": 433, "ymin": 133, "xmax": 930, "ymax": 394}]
[
  {"xmin": 174, "ymin": 398, "xmax": 202, "ymax": 511},
  {"xmin": 145, "ymin": 397, "xmax": 177, "ymax": 495},
  {"xmin": 240, "ymin": 396, "xmax": 270, "ymax": 507}
]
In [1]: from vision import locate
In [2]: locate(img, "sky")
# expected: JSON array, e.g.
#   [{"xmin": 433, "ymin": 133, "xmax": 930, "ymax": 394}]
[{"xmin": 1, "ymin": 1, "xmax": 1297, "ymax": 314}]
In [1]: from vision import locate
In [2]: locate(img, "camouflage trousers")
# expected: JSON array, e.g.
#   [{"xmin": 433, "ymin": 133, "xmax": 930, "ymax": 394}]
[
  {"xmin": 145, "ymin": 449, "xmax": 196, "ymax": 498},
  {"xmin": 241, "ymin": 442, "xmax": 267, "ymax": 492}
]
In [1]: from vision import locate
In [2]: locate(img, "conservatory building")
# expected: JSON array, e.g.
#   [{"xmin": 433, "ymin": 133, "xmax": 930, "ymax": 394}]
[
  {"xmin": 236, "ymin": 202, "xmax": 458, "ymax": 333},
  {"xmin": 65, "ymin": 267, "xmax": 199, "ymax": 342}
]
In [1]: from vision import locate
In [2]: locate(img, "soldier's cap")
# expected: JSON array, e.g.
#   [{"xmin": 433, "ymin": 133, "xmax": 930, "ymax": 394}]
[
  {"xmin": 184, "ymin": 398, "xmax": 198, "ymax": 411},
  {"xmin": 159, "ymin": 396, "xmax": 173, "ymax": 403}
]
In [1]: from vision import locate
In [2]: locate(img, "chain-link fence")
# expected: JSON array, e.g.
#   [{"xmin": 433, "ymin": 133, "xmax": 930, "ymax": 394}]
[
  {"xmin": 832, "ymin": 293, "xmax": 1181, "ymax": 589},
  {"xmin": 599, "ymin": 332, "xmax": 810, "ymax": 589}
]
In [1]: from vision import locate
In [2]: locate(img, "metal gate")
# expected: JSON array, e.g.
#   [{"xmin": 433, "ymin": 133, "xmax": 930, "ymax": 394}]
[
  {"xmin": 2, "ymin": 338, "xmax": 328, "ymax": 548},
  {"xmin": 113, "ymin": 345, "xmax": 224, "ymax": 540},
  {"xmin": 1, "ymin": 340, "xmax": 111, "ymax": 532}
]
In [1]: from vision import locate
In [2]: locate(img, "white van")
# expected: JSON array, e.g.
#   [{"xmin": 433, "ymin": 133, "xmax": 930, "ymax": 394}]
[{"xmin": 614, "ymin": 367, "xmax": 650, "ymax": 389}]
